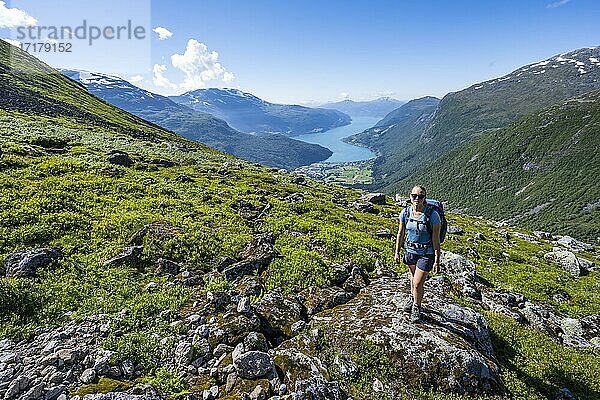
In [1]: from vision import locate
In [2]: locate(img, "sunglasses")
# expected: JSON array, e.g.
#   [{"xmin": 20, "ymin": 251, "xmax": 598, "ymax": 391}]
[{"xmin": 410, "ymin": 193, "xmax": 426, "ymax": 199}]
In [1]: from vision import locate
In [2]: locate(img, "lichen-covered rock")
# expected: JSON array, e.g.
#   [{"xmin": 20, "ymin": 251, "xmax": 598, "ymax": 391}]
[
  {"xmin": 301, "ymin": 286, "xmax": 352, "ymax": 316},
  {"xmin": 440, "ymin": 251, "xmax": 481, "ymax": 299},
  {"xmin": 223, "ymin": 233, "xmax": 279, "ymax": 281},
  {"xmin": 276, "ymin": 276, "xmax": 500, "ymax": 396},
  {"xmin": 232, "ymin": 345, "xmax": 274, "ymax": 380},
  {"xmin": 244, "ymin": 332, "xmax": 269, "ymax": 353},
  {"xmin": 210, "ymin": 312, "xmax": 261, "ymax": 347},
  {"xmin": 3, "ymin": 247, "xmax": 63, "ymax": 278},
  {"xmin": 544, "ymin": 249, "xmax": 584, "ymax": 277},
  {"xmin": 294, "ymin": 376, "xmax": 347, "ymax": 400},
  {"xmin": 556, "ymin": 235, "xmax": 595, "ymax": 252},
  {"xmin": 359, "ymin": 192, "xmax": 386, "ymax": 205},
  {"xmin": 254, "ymin": 288, "xmax": 305, "ymax": 341},
  {"xmin": 103, "ymin": 246, "xmax": 143, "ymax": 268},
  {"xmin": 154, "ymin": 258, "xmax": 180, "ymax": 275},
  {"xmin": 341, "ymin": 267, "xmax": 368, "ymax": 294}
]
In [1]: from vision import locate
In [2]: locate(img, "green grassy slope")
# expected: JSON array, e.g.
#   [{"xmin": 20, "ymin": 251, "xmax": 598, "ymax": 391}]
[
  {"xmin": 375, "ymin": 47, "xmax": 600, "ymax": 191},
  {"xmin": 344, "ymin": 97, "xmax": 440, "ymax": 182},
  {"xmin": 1, "ymin": 40, "xmax": 599, "ymax": 399},
  {"xmin": 404, "ymin": 90, "xmax": 600, "ymax": 242}
]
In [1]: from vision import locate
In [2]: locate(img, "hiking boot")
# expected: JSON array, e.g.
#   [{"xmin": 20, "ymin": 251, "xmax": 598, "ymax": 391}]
[
  {"xmin": 411, "ymin": 304, "xmax": 422, "ymax": 323},
  {"xmin": 402, "ymin": 298, "xmax": 413, "ymax": 313}
]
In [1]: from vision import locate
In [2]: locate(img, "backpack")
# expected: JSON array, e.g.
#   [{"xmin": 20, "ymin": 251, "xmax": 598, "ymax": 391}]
[
  {"xmin": 424, "ymin": 198, "xmax": 447, "ymax": 243},
  {"xmin": 403, "ymin": 198, "xmax": 447, "ymax": 243}
]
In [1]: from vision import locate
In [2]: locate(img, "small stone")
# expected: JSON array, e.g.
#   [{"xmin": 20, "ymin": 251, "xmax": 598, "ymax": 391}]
[
  {"xmin": 213, "ymin": 343, "xmax": 234, "ymax": 359},
  {"xmin": 555, "ymin": 387, "xmax": 579, "ymax": 400},
  {"xmin": 203, "ymin": 385, "xmax": 219, "ymax": 400},
  {"xmin": 144, "ymin": 282, "xmax": 158, "ymax": 291},
  {"xmin": 44, "ymin": 386, "xmax": 65, "ymax": 400},
  {"xmin": 249, "ymin": 384, "xmax": 266, "ymax": 400},
  {"xmin": 474, "ymin": 232, "xmax": 486, "ymax": 241},
  {"xmin": 187, "ymin": 314, "xmax": 202, "ymax": 324},
  {"xmin": 374, "ymin": 229, "xmax": 393, "ymax": 239},
  {"xmin": 291, "ymin": 320, "xmax": 307, "ymax": 335},
  {"xmin": 237, "ymin": 297, "xmax": 251, "ymax": 314},
  {"xmin": 19, "ymin": 383, "xmax": 44, "ymax": 400},
  {"xmin": 373, "ymin": 378, "xmax": 384, "ymax": 392},
  {"xmin": 447, "ymin": 226, "xmax": 464, "ymax": 235},
  {"xmin": 79, "ymin": 368, "xmax": 96, "ymax": 384}
]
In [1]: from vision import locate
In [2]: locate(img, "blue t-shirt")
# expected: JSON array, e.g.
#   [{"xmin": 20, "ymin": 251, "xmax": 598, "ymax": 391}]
[{"xmin": 400, "ymin": 206, "xmax": 441, "ymax": 255}]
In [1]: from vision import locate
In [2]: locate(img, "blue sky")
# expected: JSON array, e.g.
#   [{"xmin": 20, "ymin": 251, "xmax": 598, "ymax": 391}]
[{"xmin": 1, "ymin": 0, "xmax": 599, "ymax": 104}]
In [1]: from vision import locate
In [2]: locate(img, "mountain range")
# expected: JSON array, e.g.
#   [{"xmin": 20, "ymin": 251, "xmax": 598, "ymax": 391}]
[
  {"xmin": 170, "ymin": 88, "xmax": 351, "ymax": 136},
  {"xmin": 350, "ymin": 47, "xmax": 600, "ymax": 240},
  {"xmin": 59, "ymin": 70, "xmax": 333, "ymax": 170},
  {"xmin": 319, "ymin": 97, "xmax": 405, "ymax": 118}
]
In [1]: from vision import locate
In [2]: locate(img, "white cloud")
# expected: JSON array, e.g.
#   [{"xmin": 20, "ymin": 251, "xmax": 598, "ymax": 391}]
[
  {"xmin": 1, "ymin": 37, "xmax": 21, "ymax": 47},
  {"xmin": 152, "ymin": 26, "xmax": 173, "ymax": 40},
  {"xmin": 547, "ymin": 0, "xmax": 570, "ymax": 8},
  {"xmin": 0, "ymin": 1, "xmax": 36, "ymax": 28},
  {"xmin": 338, "ymin": 92, "xmax": 350, "ymax": 100},
  {"xmin": 129, "ymin": 74, "xmax": 144, "ymax": 83},
  {"xmin": 171, "ymin": 39, "xmax": 235, "ymax": 90},
  {"xmin": 152, "ymin": 64, "xmax": 176, "ymax": 88}
]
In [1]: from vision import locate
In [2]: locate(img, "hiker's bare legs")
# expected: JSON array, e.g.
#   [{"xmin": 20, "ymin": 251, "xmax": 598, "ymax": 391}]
[
  {"xmin": 412, "ymin": 268, "xmax": 428, "ymax": 306},
  {"xmin": 407, "ymin": 264, "xmax": 416, "ymax": 291}
]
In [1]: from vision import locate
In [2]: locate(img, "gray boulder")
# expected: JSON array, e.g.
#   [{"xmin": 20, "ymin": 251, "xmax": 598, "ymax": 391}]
[
  {"xmin": 3, "ymin": 248, "xmax": 63, "ymax": 278},
  {"xmin": 275, "ymin": 276, "xmax": 500, "ymax": 395},
  {"xmin": 232, "ymin": 344, "xmax": 274, "ymax": 379},
  {"xmin": 440, "ymin": 251, "xmax": 481, "ymax": 299},
  {"xmin": 544, "ymin": 250, "xmax": 584, "ymax": 277},
  {"xmin": 556, "ymin": 236, "xmax": 595, "ymax": 252},
  {"xmin": 254, "ymin": 288, "xmax": 305, "ymax": 340},
  {"xmin": 103, "ymin": 246, "xmax": 143, "ymax": 268},
  {"xmin": 106, "ymin": 151, "xmax": 133, "ymax": 167},
  {"xmin": 447, "ymin": 226, "xmax": 464, "ymax": 235},
  {"xmin": 359, "ymin": 193, "xmax": 386, "ymax": 205},
  {"xmin": 350, "ymin": 201, "xmax": 375, "ymax": 213}
]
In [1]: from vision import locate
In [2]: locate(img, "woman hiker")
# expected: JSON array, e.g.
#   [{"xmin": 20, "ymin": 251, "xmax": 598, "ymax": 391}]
[{"xmin": 394, "ymin": 185, "xmax": 441, "ymax": 322}]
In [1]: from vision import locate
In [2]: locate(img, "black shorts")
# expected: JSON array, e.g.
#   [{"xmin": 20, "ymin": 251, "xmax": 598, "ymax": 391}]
[{"xmin": 403, "ymin": 251, "xmax": 435, "ymax": 272}]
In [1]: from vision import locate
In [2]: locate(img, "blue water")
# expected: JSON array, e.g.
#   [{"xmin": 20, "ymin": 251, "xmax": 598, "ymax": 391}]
[{"xmin": 291, "ymin": 116, "xmax": 379, "ymax": 163}]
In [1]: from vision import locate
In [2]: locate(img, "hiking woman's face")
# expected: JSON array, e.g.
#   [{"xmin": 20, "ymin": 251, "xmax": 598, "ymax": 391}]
[{"xmin": 410, "ymin": 187, "xmax": 426, "ymax": 206}]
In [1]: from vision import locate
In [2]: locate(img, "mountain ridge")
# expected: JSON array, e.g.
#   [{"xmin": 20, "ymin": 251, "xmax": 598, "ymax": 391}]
[
  {"xmin": 59, "ymin": 69, "xmax": 333, "ymax": 170},
  {"xmin": 170, "ymin": 88, "xmax": 351, "ymax": 136},
  {"xmin": 366, "ymin": 46, "xmax": 600, "ymax": 191},
  {"xmin": 319, "ymin": 97, "xmax": 406, "ymax": 118}
]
